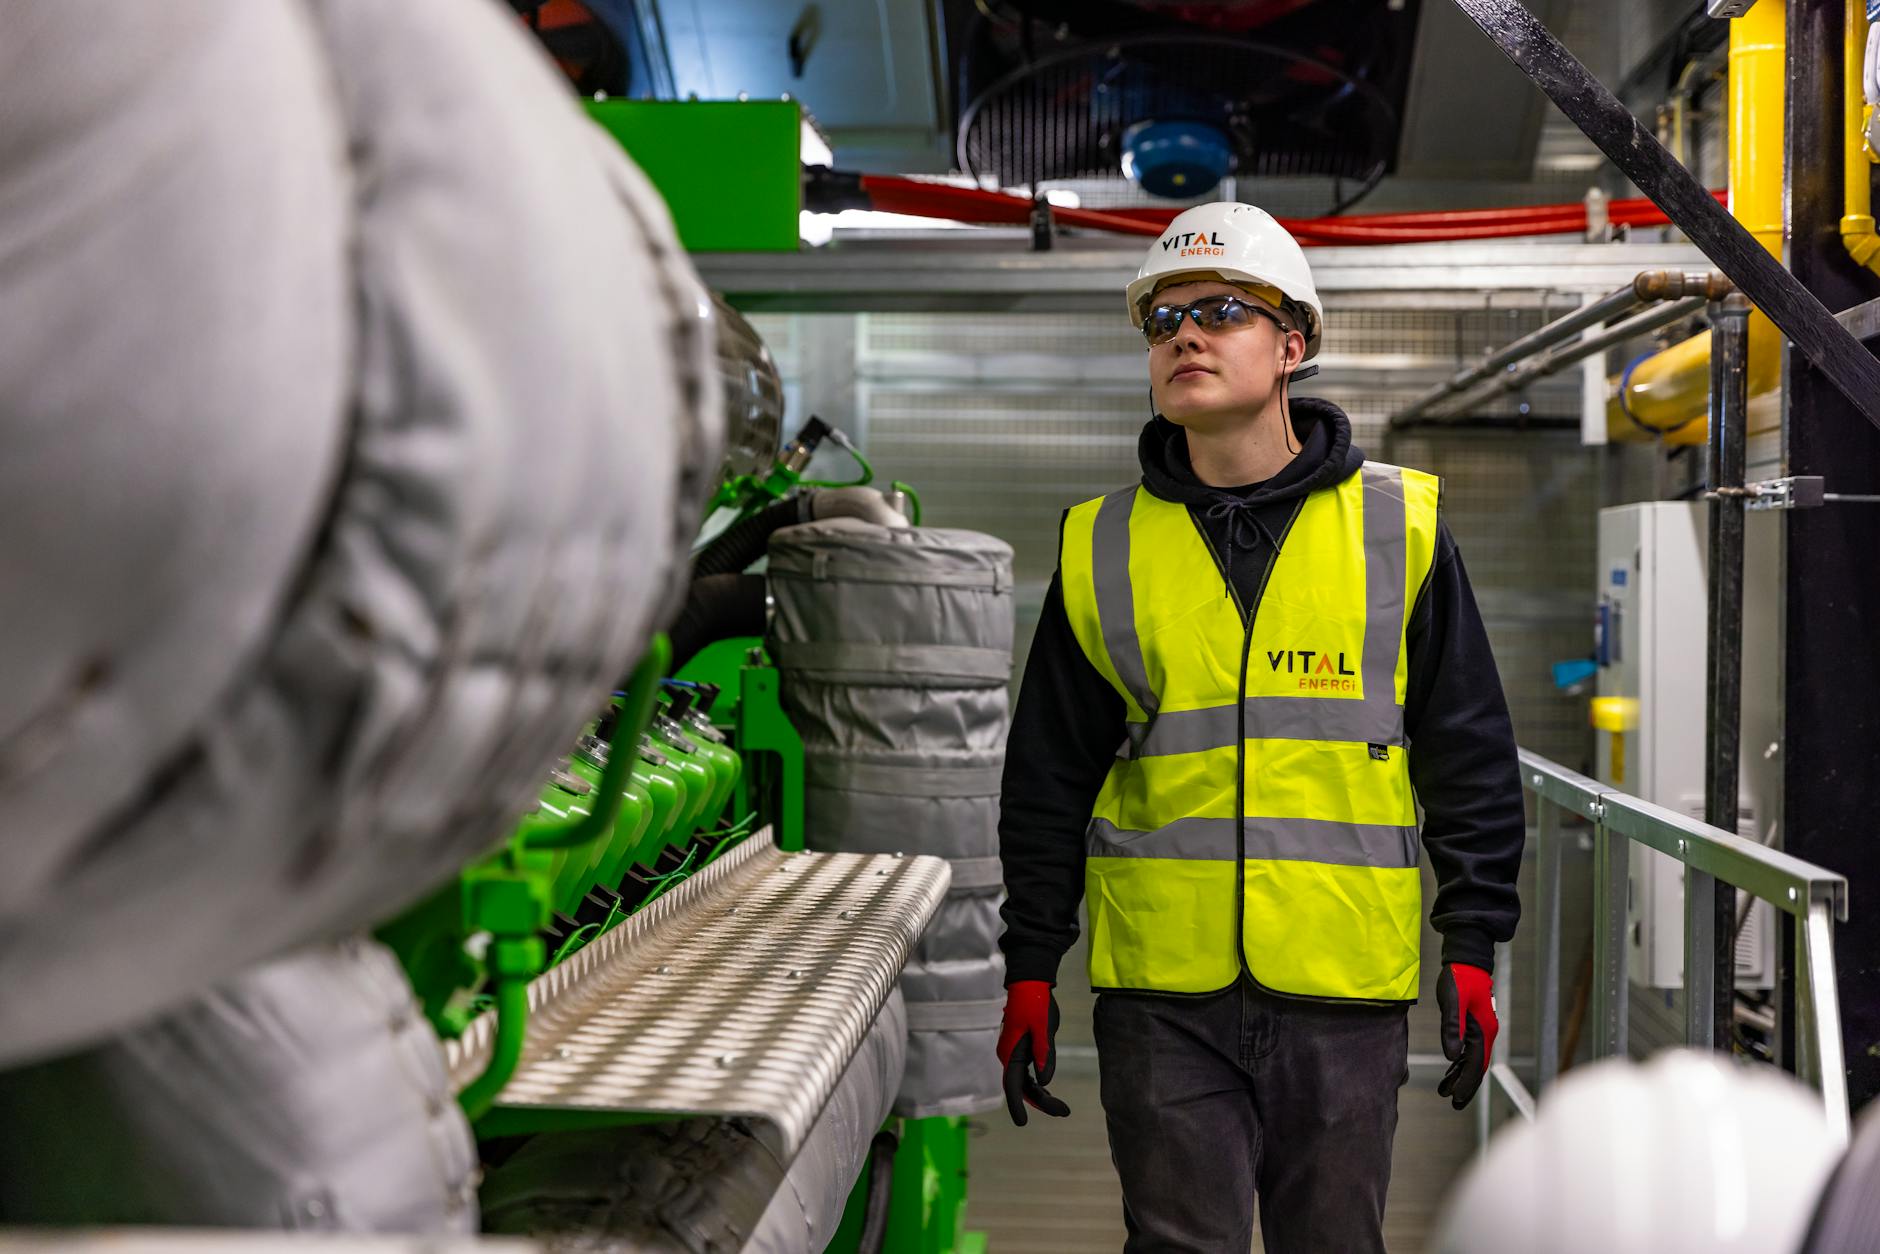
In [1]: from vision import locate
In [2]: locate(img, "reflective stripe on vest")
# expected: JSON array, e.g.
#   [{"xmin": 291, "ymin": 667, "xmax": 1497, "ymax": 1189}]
[{"xmin": 1060, "ymin": 463, "xmax": 1441, "ymax": 1001}]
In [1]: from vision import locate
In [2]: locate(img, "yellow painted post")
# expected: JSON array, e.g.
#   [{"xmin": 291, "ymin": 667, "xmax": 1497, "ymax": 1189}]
[{"xmin": 1609, "ymin": 0, "xmax": 1786, "ymax": 443}]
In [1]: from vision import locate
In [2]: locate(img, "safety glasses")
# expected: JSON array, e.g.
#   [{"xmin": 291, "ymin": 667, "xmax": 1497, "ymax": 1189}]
[{"xmin": 1140, "ymin": 294, "xmax": 1290, "ymax": 348}]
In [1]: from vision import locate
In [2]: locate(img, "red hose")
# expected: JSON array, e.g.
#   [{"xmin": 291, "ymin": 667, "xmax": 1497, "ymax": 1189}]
[{"xmin": 851, "ymin": 174, "xmax": 1726, "ymax": 246}]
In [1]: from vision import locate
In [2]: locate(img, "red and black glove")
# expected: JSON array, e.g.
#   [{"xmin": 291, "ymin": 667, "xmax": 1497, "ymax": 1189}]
[
  {"xmin": 1438, "ymin": 963, "xmax": 1499, "ymax": 1110},
  {"xmin": 997, "ymin": 980, "xmax": 1071, "ymax": 1127}
]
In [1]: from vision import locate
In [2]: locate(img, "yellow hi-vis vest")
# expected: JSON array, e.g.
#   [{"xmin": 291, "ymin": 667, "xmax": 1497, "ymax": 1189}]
[{"xmin": 1060, "ymin": 463, "xmax": 1441, "ymax": 1002}]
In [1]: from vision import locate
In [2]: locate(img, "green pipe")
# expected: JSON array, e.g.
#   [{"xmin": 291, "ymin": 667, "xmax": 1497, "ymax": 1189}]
[
  {"xmin": 458, "ymin": 943, "xmax": 534, "ymax": 1122},
  {"xmin": 516, "ymin": 636, "xmax": 671, "ymax": 852},
  {"xmin": 890, "ymin": 479, "xmax": 923, "ymax": 525}
]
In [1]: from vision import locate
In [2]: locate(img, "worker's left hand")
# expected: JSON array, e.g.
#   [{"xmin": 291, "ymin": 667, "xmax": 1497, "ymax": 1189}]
[{"xmin": 1438, "ymin": 963, "xmax": 1499, "ymax": 1110}]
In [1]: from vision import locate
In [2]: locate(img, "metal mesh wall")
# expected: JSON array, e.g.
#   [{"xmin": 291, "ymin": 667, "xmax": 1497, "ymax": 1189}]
[{"xmin": 766, "ymin": 309, "xmax": 1602, "ymax": 779}]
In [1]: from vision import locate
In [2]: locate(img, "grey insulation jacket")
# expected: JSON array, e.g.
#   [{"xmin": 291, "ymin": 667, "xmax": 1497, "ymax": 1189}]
[
  {"xmin": 478, "ymin": 990, "xmax": 908, "ymax": 1253},
  {"xmin": 0, "ymin": 940, "xmax": 479, "ymax": 1233},
  {"xmin": 0, "ymin": 0, "xmax": 722, "ymax": 1065},
  {"xmin": 767, "ymin": 519, "xmax": 1014, "ymax": 1118}
]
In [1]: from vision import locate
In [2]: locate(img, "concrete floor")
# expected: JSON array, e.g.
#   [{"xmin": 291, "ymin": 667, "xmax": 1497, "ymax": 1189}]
[
  {"xmin": 964, "ymin": 1056, "xmax": 1476, "ymax": 1253},
  {"xmin": 965, "ymin": 905, "xmax": 1479, "ymax": 1253}
]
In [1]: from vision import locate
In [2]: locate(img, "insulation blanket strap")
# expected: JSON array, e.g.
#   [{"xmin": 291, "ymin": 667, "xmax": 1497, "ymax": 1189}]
[
  {"xmin": 0, "ymin": 940, "xmax": 478, "ymax": 1232},
  {"xmin": 769, "ymin": 519, "xmax": 1015, "ymax": 1119},
  {"xmin": 478, "ymin": 990, "xmax": 907, "ymax": 1253}
]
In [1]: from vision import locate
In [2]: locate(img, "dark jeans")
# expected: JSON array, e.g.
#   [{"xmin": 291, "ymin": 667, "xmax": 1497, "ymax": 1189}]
[{"xmin": 1093, "ymin": 981, "xmax": 1409, "ymax": 1254}]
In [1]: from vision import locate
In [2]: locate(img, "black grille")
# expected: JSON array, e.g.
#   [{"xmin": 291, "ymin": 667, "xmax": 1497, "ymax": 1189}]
[{"xmin": 959, "ymin": 33, "xmax": 1396, "ymax": 192}]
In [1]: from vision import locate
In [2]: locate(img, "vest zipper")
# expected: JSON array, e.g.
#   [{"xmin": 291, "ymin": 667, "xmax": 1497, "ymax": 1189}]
[
  {"xmin": 1185, "ymin": 509, "xmax": 1248, "ymax": 621},
  {"xmin": 1206, "ymin": 494, "xmax": 1408, "ymax": 1009}
]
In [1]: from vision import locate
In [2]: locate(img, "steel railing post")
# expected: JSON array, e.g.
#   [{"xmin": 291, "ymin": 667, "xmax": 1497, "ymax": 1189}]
[
  {"xmin": 1684, "ymin": 864, "xmax": 1720, "ymax": 1050},
  {"xmin": 1798, "ymin": 899, "xmax": 1852, "ymax": 1144},
  {"xmin": 1535, "ymin": 798, "xmax": 1563, "ymax": 1091},
  {"xmin": 1591, "ymin": 810, "xmax": 1630, "ymax": 1060}
]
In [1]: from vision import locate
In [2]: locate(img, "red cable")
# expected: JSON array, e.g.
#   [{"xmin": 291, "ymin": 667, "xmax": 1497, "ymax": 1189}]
[{"xmin": 850, "ymin": 174, "xmax": 1727, "ymax": 246}]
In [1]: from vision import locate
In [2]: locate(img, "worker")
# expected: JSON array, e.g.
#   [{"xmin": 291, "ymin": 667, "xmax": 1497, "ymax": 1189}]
[{"xmin": 995, "ymin": 202, "xmax": 1525, "ymax": 1254}]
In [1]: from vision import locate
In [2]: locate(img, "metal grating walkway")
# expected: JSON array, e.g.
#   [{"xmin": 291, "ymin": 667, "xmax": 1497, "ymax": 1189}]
[{"xmin": 446, "ymin": 832, "xmax": 949, "ymax": 1157}]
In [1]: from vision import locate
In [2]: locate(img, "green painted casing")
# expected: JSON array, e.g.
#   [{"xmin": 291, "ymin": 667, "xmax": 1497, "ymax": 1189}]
[
  {"xmin": 650, "ymin": 728, "xmax": 714, "ymax": 845},
  {"xmin": 675, "ymin": 641, "xmax": 805, "ymax": 851},
  {"xmin": 375, "ymin": 880, "xmax": 472, "ymax": 1028},
  {"xmin": 629, "ymin": 746, "xmax": 687, "ymax": 871},
  {"xmin": 590, "ymin": 776, "xmax": 655, "ymax": 893},
  {"xmin": 670, "ymin": 712, "xmax": 740, "ymax": 825},
  {"xmin": 737, "ymin": 665, "xmax": 805, "ymax": 852},
  {"xmin": 826, "ymin": 1117, "xmax": 984, "ymax": 1254},
  {"xmin": 584, "ymin": 100, "xmax": 801, "ymax": 253},
  {"xmin": 888, "ymin": 1117, "xmax": 974, "ymax": 1254},
  {"xmin": 547, "ymin": 760, "xmax": 605, "ymax": 912}
]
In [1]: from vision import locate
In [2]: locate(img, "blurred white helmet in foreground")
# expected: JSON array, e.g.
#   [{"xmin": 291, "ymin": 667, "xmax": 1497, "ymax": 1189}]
[{"xmin": 1433, "ymin": 1051, "xmax": 1842, "ymax": 1254}]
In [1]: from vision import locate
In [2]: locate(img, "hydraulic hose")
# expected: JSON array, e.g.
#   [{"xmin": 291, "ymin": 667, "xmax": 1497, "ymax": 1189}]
[
  {"xmin": 856, "ymin": 1129, "xmax": 900, "ymax": 1254},
  {"xmin": 671, "ymin": 573, "xmax": 769, "ymax": 671},
  {"xmin": 693, "ymin": 497, "xmax": 806, "ymax": 577}
]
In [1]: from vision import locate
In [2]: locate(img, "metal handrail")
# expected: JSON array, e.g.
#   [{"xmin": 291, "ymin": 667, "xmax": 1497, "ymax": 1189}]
[{"xmin": 1478, "ymin": 748, "xmax": 1852, "ymax": 1152}]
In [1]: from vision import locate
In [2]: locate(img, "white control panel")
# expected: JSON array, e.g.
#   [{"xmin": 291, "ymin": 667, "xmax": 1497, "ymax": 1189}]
[{"xmin": 1594, "ymin": 502, "xmax": 1780, "ymax": 990}]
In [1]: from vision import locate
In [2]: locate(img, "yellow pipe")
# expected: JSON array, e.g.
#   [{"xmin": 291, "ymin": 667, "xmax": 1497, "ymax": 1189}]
[
  {"xmin": 1609, "ymin": 0, "xmax": 1786, "ymax": 444},
  {"xmin": 1842, "ymin": 0, "xmax": 1880, "ymax": 277}
]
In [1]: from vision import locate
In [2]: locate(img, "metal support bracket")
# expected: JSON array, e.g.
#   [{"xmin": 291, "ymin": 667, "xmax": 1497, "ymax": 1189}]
[
  {"xmin": 1710, "ymin": 476, "xmax": 1828, "ymax": 510},
  {"xmin": 1708, "ymin": 0, "xmax": 1762, "ymax": 18},
  {"xmin": 1835, "ymin": 293, "xmax": 1880, "ymax": 341}
]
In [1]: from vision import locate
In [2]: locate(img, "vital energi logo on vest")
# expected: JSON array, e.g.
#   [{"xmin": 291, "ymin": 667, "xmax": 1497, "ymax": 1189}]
[
  {"xmin": 1267, "ymin": 649, "xmax": 1358, "ymax": 693},
  {"xmin": 1161, "ymin": 230, "xmax": 1227, "ymax": 259}
]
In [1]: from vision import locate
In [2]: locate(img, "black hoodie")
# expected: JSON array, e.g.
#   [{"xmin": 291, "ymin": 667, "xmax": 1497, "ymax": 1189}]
[{"xmin": 997, "ymin": 398, "xmax": 1524, "ymax": 992}]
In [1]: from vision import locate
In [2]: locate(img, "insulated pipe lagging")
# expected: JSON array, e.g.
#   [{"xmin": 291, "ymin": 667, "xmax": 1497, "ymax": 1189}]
[
  {"xmin": 692, "ymin": 497, "xmax": 807, "ymax": 578},
  {"xmin": 670, "ymin": 573, "xmax": 768, "ymax": 671}
]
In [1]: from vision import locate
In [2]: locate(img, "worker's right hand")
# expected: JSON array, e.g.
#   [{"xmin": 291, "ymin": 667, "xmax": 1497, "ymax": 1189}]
[{"xmin": 998, "ymin": 980, "xmax": 1070, "ymax": 1127}]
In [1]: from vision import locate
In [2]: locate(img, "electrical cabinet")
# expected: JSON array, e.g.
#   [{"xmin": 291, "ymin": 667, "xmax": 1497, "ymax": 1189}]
[{"xmin": 1594, "ymin": 502, "xmax": 1781, "ymax": 991}]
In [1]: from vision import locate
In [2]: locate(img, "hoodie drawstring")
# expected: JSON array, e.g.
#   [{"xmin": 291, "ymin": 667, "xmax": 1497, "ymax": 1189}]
[{"xmin": 1202, "ymin": 496, "xmax": 1283, "ymax": 604}]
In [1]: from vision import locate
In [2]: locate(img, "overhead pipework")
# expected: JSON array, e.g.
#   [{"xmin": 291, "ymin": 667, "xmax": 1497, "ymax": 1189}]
[{"xmin": 1387, "ymin": 270, "xmax": 1732, "ymax": 430}]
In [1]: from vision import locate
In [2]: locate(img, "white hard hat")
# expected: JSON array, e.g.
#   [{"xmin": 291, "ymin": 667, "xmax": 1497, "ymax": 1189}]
[
  {"xmin": 1432, "ymin": 1051, "xmax": 1842, "ymax": 1254},
  {"xmin": 1125, "ymin": 202, "xmax": 1324, "ymax": 361}
]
